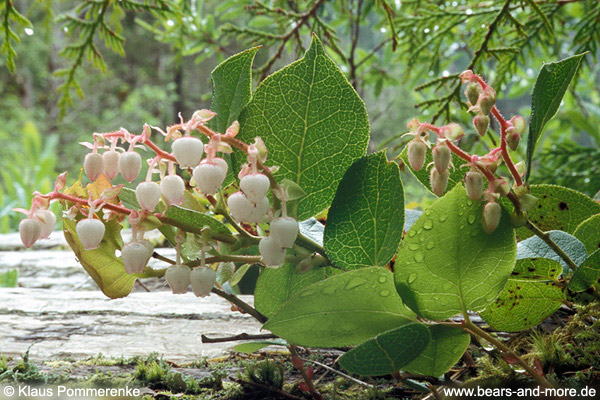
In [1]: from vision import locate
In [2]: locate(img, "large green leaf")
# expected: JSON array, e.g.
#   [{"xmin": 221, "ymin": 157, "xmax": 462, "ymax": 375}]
[
  {"xmin": 263, "ymin": 267, "xmax": 416, "ymax": 347},
  {"xmin": 517, "ymin": 230, "xmax": 587, "ymax": 272},
  {"xmin": 569, "ymin": 249, "xmax": 600, "ymax": 293},
  {"xmin": 395, "ymin": 185, "xmax": 517, "ymax": 321},
  {"xmin": 63, "ymin": 217, "xmax": 137, "ymax": 299},
  {"xmin": 209, "ymin": 47, "xmax": 259, "ymax": 133},
  {"xmin": 573, "ymin": 214, "xmax": 600, "ymax": 254},
  {"xmin": 324, "ymin": 151, "xmax": 404, "ymax": 269},
  {"xmin": 403, "ymin": 325, "xmax": 470, "ymax": 377},
  {"xmin": 237, "ymin": 35, "xmax": 370, "ymax": 220},
  {"xmin": 254, "ymin": 263, "xmax": 340, "ymax": 318},
  {"xmin": 525, "ymin": 53, "xmax": 586, "ymax": 182},
  {"xmin": 479, "ymin": 258, "xmax": 564, "ymax": 332},
  {"xmin": 338, "ymin": 323, "xmax": 430, "ymax": 376},
  {"xmin": 515, "ymin": 185, "xmax": 600, "ymax": 239},
  {"xmin": 399, "ymin": 145, "xmax": 469, "ymax": 197}
]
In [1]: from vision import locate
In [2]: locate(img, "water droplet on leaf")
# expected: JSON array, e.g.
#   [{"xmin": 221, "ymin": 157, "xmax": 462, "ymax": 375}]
[
  {"xmin": 407, "ymin": 273, "xmax": 417, "ymax": 284},
  {"xmin": 423, "ymin": 220, "xmax": 433, "ymax": 230}
]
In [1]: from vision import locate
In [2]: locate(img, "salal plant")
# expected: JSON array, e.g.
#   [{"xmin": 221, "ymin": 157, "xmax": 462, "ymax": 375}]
[{"xmin": 17, "ymin": 36, "xmax": 597, "ymax": 397}]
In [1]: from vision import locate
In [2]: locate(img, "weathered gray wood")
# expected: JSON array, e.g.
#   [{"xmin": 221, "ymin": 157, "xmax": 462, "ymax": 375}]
[{"xmin": 0, "ymin": 288, "xmax": 262, "ymax": 362}]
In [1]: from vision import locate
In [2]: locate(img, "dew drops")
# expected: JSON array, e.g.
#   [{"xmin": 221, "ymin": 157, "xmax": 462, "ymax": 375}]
[
  {"xmin": 439, "ymin": 215, "xmax": 447, "ymax": 222},
  {"xmin": 466, "ymin": 199, "xmax": 473, "ymax": 206},
  {"xmin": 408, "ymin": 273, "xmax": 418, "ymax": 284},
  {"xmin": 408, "ymin": 230, "xmax": 417, "ymax": 237},
  {"xmin": 423, "ymin": 219, "xmax": 434, "ymax": 230},
  {"xmin": 425, "ymin": 209, "xmax": 432, "ymax": 216},
  {"xmin": 409, "ymin": 244, "xmax": 420, "ymax": 251},
  {"xmin": 378, "ymin": 275, "xmax": 387, "ymax": 284},
  {"xmin": 379, "ymin": 289, "xmax": 390, "ymax": 297},
  {"xmin": 345, "ymin": 278, "xmax": 365, "ymax": 290},
  {"xmin": 467, "ymin": 214, "xmax": 476, "ymax": 224},
  {"xmin": 414, "ymin": 252, "xmax": 424, "ymax": 262}
]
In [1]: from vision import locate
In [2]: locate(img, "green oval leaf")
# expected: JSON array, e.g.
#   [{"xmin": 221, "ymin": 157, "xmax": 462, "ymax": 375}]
[
  {"xmin": 233, "ymin": 339, "xmax": 288, "ymax": 354},
  {"xmin": 569, "ymin": 249, "xmax": 600, "ymax": 293},
  {"xmin": 394, "ymin": 185, "xmax": 517, "ymax": 321},
  {"xmin": 338, "ymin": 323, "xmax": 430, "ymax": 377},
  {"xmin": 237, "ymin": 35, "xmax": 370, "ymax": 220},
  {"xmin": 515, "ymin": 185, "xmax": 600, "ymax": 239},
  {"xmin": 263, "ymin": 267, "xmax": 416, "ymax": 347},
  {"xmin": 573, "ymin": 214, "xmax": 600, "ymax": 254},
  {"xmin": 324, "ymin": 151, "xmax": 404, "ymax": 269},
  {"xmin": 526, "ymin": 53, "xmax": 587, "ymax": 182},
  {"xmin": 209, "ymin": 47, "xmax": 259, "ymax": 133},
  {"xmin": 403, "ymin": 325, "xmax": 470, "ymax": 377},
  {"xmin": 517, "ymin": 230, "xmax": 587, "ymax": 272},
  {"xmin": 162, "ymin": 205, "xmax": 231, "ymax": 236},
  {"xmin": 480, "ymin": 259, "xmax": 564, "ymax": 332}
]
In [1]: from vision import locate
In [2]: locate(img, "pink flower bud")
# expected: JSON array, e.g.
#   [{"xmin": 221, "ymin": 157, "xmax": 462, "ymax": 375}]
[
  {"xmin": 482, "ymin": 201, "xmax": 501, "ymax": 234},
  {"xmin": 259, "ymin": 236, "xmax": 286, "ymax": 268},
  {"xmin": 19, "ymin": 218, "xmax": 41, "ymax": 248},
  {"xmin": 172, "ymin": 137, "xmax": 204, "ymax": 168},
  {"xmin": 119, "ymin": 152, "xmax": 142, "ymax": 183},
  {"xmin": 430, "ymin": 168, "xmax": 449, "ymax": 196},
  {"xmin": 465, "ymin": 171, "xmax": 484, "ymax": 201},
  {"xmin": 35, "ymin": 209, "xmax": 56, "ymax": 239},
  {"xmin": 473, "ymin": 115, "xmax": 490, "ymax": 136},
  {"xmin": 76, "ymin": 219, "xmax": 105, "ymax": 250},
  {"xmin": 407, "ymin": 140, "xmax": 427, "ymax": 171},
  {"xmin": 102, "ymin": 150, "xmax": 120, "ymax": 180},
  {"xmin": 122, "ymin": 242, "xmax": 150, "ymax": 274},
  {"xmin": 136, "ymin": 182, "xmax": 161, "ymax": 211},
  {"xmin": 510, "ymin": 116, "xmax": 527, "ymax": 136},
  {"xmin": 432, "ymin": 143, "xmax": 451, "ymax": 173},
  {"xmin": 193, "ymin": 159, "xmax": 227, "ymax": 195},
  {"xmin": 160, "ymin": 175, "xmax": 185, "ymax": 206},
  {"xmin": 166, "ymin": 264, "xmax": 191, "ymax": 294},
  {"xmin": 240, "ymin": 173, "xmax": 270, "ymax": 204},
  {"xmin": 270, "ymin": 217, "xmax": 299, "ymax": 248},
  {"xmin": 478, "ymin": 87, "xmax": 496, "ymax": 115},
  {"xmin": 190, "ymin": 267, "xmax": 216, "ymax": 297},
  {"xmin": 84, "ymin": 153, "xmax": 104, "ymax": 182},
  {"xmin": 466, "ymin": 83, "xmax": 482, "ymax": 106},
  {"xmin": 442, "ymin": 123, "xmax": 464, "ymax": 141},
  {"xmin": 506, "ymin": 130, "xmax": 520, "ymax": 151}
]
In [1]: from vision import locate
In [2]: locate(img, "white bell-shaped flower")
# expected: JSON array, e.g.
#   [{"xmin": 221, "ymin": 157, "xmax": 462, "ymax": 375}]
[
  {"xmin": 19, "ymin": 218, "xmax": 41, "ymax": 248},
  {"xmin": 76, "ymin": 219, "xmax": 105, "ymax": 250},
  {"xmin": 35, "ymin": 210, "xmax": 56, "ymax": 240},
  {"xmin": 259, "ymin": 236, "xmax": 286, "ymax": 268},
  {"xmin": 190, "ymin": 267, "xmax": 216, "ymax": 297},
  {"xmin": 270, "ymin": 217, "xmax": 299, "ymax": 248},
  {"xmin": 240, "ymin": 173, "xmax": 270, "ymax": 204},
  {"xmin": 136, "ymin": 181, "xmax": 161, "ymax": 211},
  {"xmin": 119, "ymin": 152, "xmax": 142, "ymax": 183},
  {"xmin": 160, "ymin": 175, "xmax": 185, "ymax": 206},
  {"xmin": 172, "ymin": 137, "xmax": 204, "ymax": 168},
  {"xmin": 102, "ymin": 150, "xmax": 121, "ymax": 180},
  {"xmin": 122, "ymin": 242, "xmax": 150, "ymax": 274},
  {"xmin": 84, "ymin": 153, "xmax": 104, "ymax": 182},
  {"xmin": 166, "ymin": 264, "xmax": 191, "ymax": 294}
]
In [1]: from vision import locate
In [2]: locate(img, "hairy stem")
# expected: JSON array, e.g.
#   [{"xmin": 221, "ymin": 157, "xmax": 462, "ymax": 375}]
[
  {"xmin": 524, "ymin": 220, "xmax": 580, "ymax": 279},
  {"xmin": 211, "ymin": 287, "xmax": 267, "ymax": 324}
]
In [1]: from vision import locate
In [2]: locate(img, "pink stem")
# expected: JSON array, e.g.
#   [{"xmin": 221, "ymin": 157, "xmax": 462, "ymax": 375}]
[{"xmin": 49, "ymin": 192, "xmax": 133, "ymax": 215}]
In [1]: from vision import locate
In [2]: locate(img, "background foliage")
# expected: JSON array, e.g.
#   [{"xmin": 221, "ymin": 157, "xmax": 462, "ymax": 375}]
[{"xmin": 1, "ymin": 0, "xmax": 599, "ymax": 232}]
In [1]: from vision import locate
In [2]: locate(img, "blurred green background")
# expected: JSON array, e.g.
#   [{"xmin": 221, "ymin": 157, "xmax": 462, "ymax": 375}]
[{"xmin": 1, "ymin": 0, "xmax": 599, "ymax": 232}]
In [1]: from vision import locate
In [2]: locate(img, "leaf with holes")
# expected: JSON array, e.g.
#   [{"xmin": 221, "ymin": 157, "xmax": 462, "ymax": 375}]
[
  {"xmin": 513, "ymin": 185, "xmax": 600, "ymax": 240},
  {"xmin": 263, "ymin": 268, "xmax": 416, "ymax": 347},
  {"xmin": 480, "ymin": 258, "xmax": 564, "ymax": 332},
  {"xmin": 526, "ymin": 53, "xmax": 586, "ymax": 182},
  {"xmin": 573, "ymin": 214, "xmax": 600, "ymax": 254},
  {"xmin": 569, "ymin": 249, "xmax": 600, "ymax": 293},
  {"xmin": 403, "ymin": 325, "xmax": 470, "ymax": 377},
  {"xmin": 324, "ymin": 151, "xmax": 404, "ymax": 269},
  {"xmin": 236, "ymin": 35, "xmax": 369, "ymax": 220},
  {"xmin": 338, "ymin": 323, "xmax": 430, "ymax": 376},
  {"xmin": 399, "ymin": 145, "xmax": 469, "ymax": 197},
  {"xmin": 394, "ymin": 185, "xmax": 516, "ymax": 321},
  {"xmin": 517, "ymin": 230, "xmax": 587, "ymax": 273}
]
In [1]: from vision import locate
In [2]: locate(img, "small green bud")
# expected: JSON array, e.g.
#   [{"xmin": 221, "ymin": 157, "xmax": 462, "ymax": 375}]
[
  {"xmin": 465, "ymin": 171, "xmax": 484, "ymax": 201},
  {"xmin": 430, "ymin": 168, "xmax": 449, "ymax": 196},
  {"xmin": 466, "ymin": 83, "xmax": 482, "ymax": 106},
  {"xmin": 510, "ymin": 116, "xmax": 527, "ymax": 136},
  {"xmin": 473, "ymin": 115, "xmax": 490, "ymax": 136},
  {"xmin": 493, "ymin": 178, "xmax": 511, "ymax": 197},
  {"xmin": 478, "ymin": 88, "xmax": 496, "ymax": 115},
  {"xmin": 507, "ymin": 130, "xmax": 520, "ymax": 151},
  {"xmin": 482, "ymin": 201, "xmax": 501, "ymax": 234},
  {"xmin": 444, "ymin": 123, "xmax": 465, "ymax": 141},
  {"xmin": 407, "ymin": 140, "xmax": 427, "ymax": 171},
  {"xmin": 432, "ymin": 143, "xmax": 451, "ymax": 173}
]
